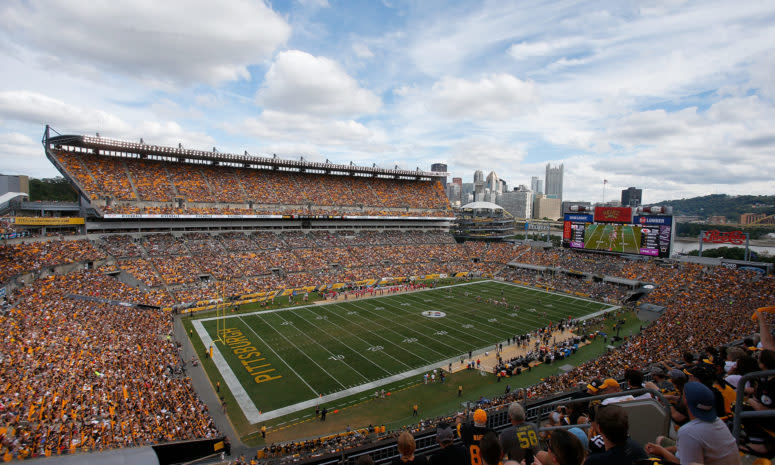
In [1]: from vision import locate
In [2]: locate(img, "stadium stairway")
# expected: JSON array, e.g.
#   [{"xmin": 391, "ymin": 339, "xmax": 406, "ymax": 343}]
[{"xmin": 121, "ymin": 159, "xmax": 141, "ymax": 200}]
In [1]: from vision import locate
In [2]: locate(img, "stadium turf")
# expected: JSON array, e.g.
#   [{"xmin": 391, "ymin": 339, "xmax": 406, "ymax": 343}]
[{"xmin": 190, "ymin": 280, "xmax": 616, "ymax": 426}]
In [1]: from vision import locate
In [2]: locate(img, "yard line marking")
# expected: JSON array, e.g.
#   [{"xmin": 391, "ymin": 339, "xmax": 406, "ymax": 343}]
[
  {"xmin": 281, "ymin": 308, "xmax": 396, "ymax": 377},
  {"xmin": 324, "ymin": 303, "xmax": 440, "ymax": 362},
  {"xmin": 313, "ymin": 306, "xmax": 418, "ymax": 369},
  {"xmin": 252, "ymin": 313, "xmax": 348, "ymax": 390},
  {"xmin": 375, "ymin": 293, "xmax": 502, "ymax": 342},
  {"xmin": 271, "ymin": 311, "xmax": 380, "ymax": 381},
  {"xmin": 197, "ymin": 279, "xmax": 489, "ymax": 322},
  {"xmin": 346, "ymin": 299, "xmax": 466, "ymax": 354},
  {"xmin": 243, "ymin": 350, "xmax": 475, "ymax": 423},
  {"xmin": 396, "ymin": 291, "xmax": 519, "ymax": 341},
  {"xmin": 239, "ymin": 316, "xmax": 319, "ymax": 397}
]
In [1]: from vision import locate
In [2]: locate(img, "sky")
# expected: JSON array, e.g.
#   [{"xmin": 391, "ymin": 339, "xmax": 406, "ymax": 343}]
[{"xmin": 0, "ymin": 0, "xmax": 773, "ymax": 204}]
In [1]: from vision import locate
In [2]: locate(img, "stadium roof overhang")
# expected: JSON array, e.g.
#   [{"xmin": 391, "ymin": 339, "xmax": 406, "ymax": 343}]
[{"xmin": 43, "ymin": 128, "xmax": 447, "ymax": 181}]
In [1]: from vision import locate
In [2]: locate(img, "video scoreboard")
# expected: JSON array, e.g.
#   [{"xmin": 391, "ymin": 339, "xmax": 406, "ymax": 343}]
[{"xmin": 562, "ymin": 207, "xmax": 673, "ymax": 258}]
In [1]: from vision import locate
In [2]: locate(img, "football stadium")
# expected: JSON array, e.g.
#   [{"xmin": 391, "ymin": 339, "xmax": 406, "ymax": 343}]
[{"xmin": 0, "ymin": 128, "xmax": 773, "ymax": 465}]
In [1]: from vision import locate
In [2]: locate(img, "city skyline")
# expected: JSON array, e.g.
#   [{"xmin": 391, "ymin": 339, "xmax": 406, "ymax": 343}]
[{"xmin": 0, "ymin": 1, "xmax": 773, "ymax": 204}]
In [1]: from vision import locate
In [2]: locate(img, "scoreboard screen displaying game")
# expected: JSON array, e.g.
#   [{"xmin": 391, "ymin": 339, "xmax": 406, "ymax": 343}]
[{"xmin": 562, "ymin": 212, "xmax": 673, "ymax": 258}]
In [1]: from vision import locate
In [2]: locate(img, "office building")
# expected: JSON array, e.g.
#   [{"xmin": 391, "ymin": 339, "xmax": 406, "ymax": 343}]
[
  {"xmin": 431, "ymin": 163, "xmax": 448, "ymax": 187},
  {"xmin": 621, "ymin": 187, "xmax": 642, "ymax": 207},
  {"xmin": 545, "ymin": 164, "xmax": 563, "ymax": 200},
  {"xmin": 533, "ymin": 194, "xmax": 562, "ymax": 220},
  {"xmin": 496, "ymin": 186, "xmax": 533, "ymax": 219},
  {"xmin": 0, "ymin": 174, "xmax": 29, "ymax": 196}
]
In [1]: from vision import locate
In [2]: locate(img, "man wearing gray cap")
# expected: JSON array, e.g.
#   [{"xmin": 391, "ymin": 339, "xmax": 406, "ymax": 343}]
[
  {"xmin": 428, "ymin": 423, "xmax": 467, "ymax": 465},
  {"xmin": 646, "ymin": 382, "xmax": 739, "ymax": 465}
]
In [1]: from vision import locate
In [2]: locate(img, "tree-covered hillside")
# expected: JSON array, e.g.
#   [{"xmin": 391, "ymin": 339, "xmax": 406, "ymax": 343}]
[
  {"xmin": 29, "ymin": 177, "xmax": 78, "ymax": 202},
  {"xmin": 654, "ymin": 194, "xmax": 775, "ymax": 221}
]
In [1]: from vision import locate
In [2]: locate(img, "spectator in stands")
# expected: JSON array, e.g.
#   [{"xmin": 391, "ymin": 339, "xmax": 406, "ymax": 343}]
[
  {"xmin": 478, "ymin": 432, "xmax": 503, "ymax": 465},
  {"xmin": 739, "ymin": 349, "xmax": 775, "ymax": 456},
  {"xmin": 456, "ymin": 408, "xmax": 494, "ymax": 464},
  {"xmin": 582, "ymin": 404, "xmax": 647, "ymax": 465},
  {"xmin": 428, "ymin": 423, "xmax": 466, "ymax": 465},
  {"xmin": 392, "ymin": 431, "xmax": 428, "ymax": 465},
  {"xmin": 598, "ymin": 379, "xmax": 636, "ymax": 405},
  {"xmin": 499, "ymin": 402, "xmax": 541, "ymax": 462},
  {"xmin": 539, "ymin": 429, "xmax": 587, "ymax": 465},
  {"xmin": 645, "ymin": 382, "xmax": 740, "ymax": 465},
  {"xmin": 665, "ymin": 369, "xmax": 690, "ymax": 425},
  {"xmin": 356, "ymin": 455, "xmax": 376, "ymax": 465},
  {"xmin": 648, "ymin": 368, "xmax": 674, "ymax": 393},
  {"xmin": 687, "ymin": 363, "xmax": 728, "ymax": 418}
]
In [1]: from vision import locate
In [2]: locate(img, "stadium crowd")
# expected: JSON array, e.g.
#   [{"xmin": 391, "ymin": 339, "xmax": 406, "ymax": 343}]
[
  {"xmin": 0, "ymin": 239, "xmax": 105, "ymax": 282},
  {"xmin": 3, "ymin": 225, "xmax": 775, "ymax": 462},
  {"xmin": 52, "ymin": 151, "xmax": 451, "ymax": 217},
  {"xmin": 0, "ymin": 271, "xmax": 216, "ymax": 460}
]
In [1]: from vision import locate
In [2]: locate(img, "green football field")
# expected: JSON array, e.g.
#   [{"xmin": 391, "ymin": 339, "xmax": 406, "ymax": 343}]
[
  {"xmin": 583, "ymin": 224, "xmax": 642, "ymax": 254},
  {"xmin": 192, "ymin": 280, "xmax": 616, "ymax": 425}
]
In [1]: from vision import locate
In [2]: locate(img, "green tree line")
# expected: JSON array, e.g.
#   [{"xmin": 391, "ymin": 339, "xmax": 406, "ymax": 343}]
[{"xmin": 29, "ymin": 177, "xmax": 78, "ymax": 202}]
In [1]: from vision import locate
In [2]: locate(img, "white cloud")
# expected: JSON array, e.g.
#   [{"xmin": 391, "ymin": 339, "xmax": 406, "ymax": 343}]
[
  {"xmin": 0, "ymin": 0, "xmax": 291, "ymax": 85},
  {"xmin": 0, "ymin": 132, "xmax": 58, "ymax": 177},
  {"xmin": 257, "ymin": 50, "xmax": 382, "ymax": 117},
  {"xmin": 225, "ymin": 110, "xmax": 383, "ymax": 148},
  {"xmin": 428, "ymin": 74, "xmax": 538, "ymax": 120},
  {"xmin": 446, "ymin": 138, "xmax": 526, "ymax": 172},
  {"xmin": 149, "ymin": 99, "xmax": 203, "ymax": 120},
  {"xmin": 507, "ymin": 37, "xmax": 584, "ymax": 60},
  {"xmin": 0, "ymin": 91, "xmax": 131, "ymax": 134},
  {"xmin": 352, "ymin": 43, "xmax": 375, "ymax": 59},
  {"xmin": 297, "ymin": 0, "xmax": 330, "ymax": 8},
  {"xmin": 0, "ymin": 91, "xmax": 215, "ymax": 177}
]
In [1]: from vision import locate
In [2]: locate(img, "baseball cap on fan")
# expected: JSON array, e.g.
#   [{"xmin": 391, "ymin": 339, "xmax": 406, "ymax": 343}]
[
  {"xmin": 586, "ymin": 379, "xmax": 603, "ymax": 393},
  {"xmin": 436, "ymin": 423, "xmax": 454, "ymax": 444},
  {"xmin": 683, "ymin": 382, "xmax": 718, "ymax": 422}
]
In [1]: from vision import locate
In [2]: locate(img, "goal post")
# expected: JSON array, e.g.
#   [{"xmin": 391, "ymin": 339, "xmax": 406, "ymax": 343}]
[{"xmin": 215, "ymin": 285, "xmax": 229, "ymax": 344}]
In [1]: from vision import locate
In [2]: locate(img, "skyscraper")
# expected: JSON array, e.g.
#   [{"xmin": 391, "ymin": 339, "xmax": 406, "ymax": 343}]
[
  {"xmin": 545, "ymin": 163, "xmax": 563, "ymax": 200},
  {"xmin": 473, "ymin": 170, "xmax": 484, "ymax": 184},
  {"xmin": 530, "ymin": 176, "xmax": 539, "ymax": 193},
  {"xmin": 431, "ymin": 163, "xmax": 448, "ymax": 187},
  {"xmin": 621, "ymin": 187, "xmax": 642, "ymax": 207},
  {"xmin": 486, "ymin": 171, "xmax": 500, "ymax": 194},
  {"xmin": 496, "ymin": 186, "xmax": 533, "ymax": 219},
  {"xmin": 446, "ymin": 177, "xmax": 464, "ymax": 205}
]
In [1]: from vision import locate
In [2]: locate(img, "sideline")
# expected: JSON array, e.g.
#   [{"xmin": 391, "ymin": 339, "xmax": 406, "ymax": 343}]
[{"xmin": 192, "ymin": 320, "xmax": 263, "ymax": 424}]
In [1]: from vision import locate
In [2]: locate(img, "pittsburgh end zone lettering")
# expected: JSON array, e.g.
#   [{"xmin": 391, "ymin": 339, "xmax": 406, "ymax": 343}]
[{"xmin": 219, "ymin": 328, "xmax": 282, "ymax": 384}]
